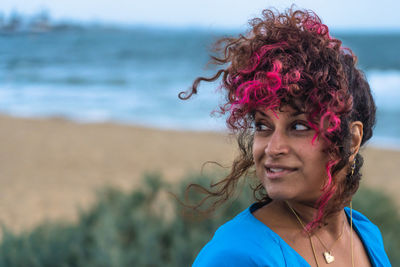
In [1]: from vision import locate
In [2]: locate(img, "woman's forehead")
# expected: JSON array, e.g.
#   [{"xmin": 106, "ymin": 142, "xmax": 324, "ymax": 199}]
[{"xmin": 254, "ymin": 105, "xmax": 305, "ymax": 118}]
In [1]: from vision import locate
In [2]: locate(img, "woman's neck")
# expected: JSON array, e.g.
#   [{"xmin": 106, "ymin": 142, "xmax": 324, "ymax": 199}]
[{"xmin": 277, "ymin": 200, "xmax": 346, "ymax": 237}]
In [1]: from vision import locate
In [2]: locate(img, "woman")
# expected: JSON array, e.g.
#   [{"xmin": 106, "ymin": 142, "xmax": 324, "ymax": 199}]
[{"xmin": 180, "ymin": 8, "xmax": 391, "ymax": 267}]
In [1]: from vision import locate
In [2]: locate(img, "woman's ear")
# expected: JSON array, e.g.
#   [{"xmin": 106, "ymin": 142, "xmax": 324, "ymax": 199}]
[{"xmin": 349, "ymin": 121, "xmax": 363, "ymax": 162}]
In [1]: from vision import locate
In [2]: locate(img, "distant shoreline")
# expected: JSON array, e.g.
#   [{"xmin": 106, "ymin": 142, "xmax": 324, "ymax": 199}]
[
  {"xmin": 1, "ymin": 28, "xmax": 399, "ymax": 145},
  {"xmin": 1, "ymin": 112, "xmax": 399, "ymax": 151}
]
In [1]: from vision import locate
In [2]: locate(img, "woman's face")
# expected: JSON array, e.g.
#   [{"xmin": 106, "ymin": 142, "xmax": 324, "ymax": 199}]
[{"xmin": 252, "ymin": 106, "xmax": 331, "ymax": 204}]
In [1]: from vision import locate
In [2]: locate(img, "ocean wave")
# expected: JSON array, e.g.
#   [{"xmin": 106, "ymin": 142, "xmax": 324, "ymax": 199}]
[
  {"xmin": 366, "ymin": 70, "xmax": 400, "ymax": 111},
  {"xmin": 1, "ymin": 74, "xmax": 129, "ymax": 86}
]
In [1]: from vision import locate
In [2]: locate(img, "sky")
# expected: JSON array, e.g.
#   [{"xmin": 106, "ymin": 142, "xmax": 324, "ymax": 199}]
[{"xmin": 1, "ymin": 0, "xmax": 400, "ymax": 31}]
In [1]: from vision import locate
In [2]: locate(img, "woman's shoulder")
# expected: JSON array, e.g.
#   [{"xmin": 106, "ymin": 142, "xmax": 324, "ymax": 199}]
[
  {"xmin": 192, "ymin": 205, "xmax": 287, "ymax": 267},
  {"xmin": 345, "ymin": 207, "xmax": 392, "ymax": 266},
  {"xmin": 345, "ymin": 207, "xmax": 382, "ymax": 239},
  {"xmin": 212, "ymin": 204, "xmax": 282, "ymax": 242}
]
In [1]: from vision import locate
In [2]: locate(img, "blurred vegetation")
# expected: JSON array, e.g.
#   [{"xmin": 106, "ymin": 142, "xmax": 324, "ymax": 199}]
[
  {"xmin": 0, "ymin": 172, "xmax": 398, "ymax": 266},
  {"xmin": 352, "ymin": 187, "xmax": 400, "ymax": 265}
]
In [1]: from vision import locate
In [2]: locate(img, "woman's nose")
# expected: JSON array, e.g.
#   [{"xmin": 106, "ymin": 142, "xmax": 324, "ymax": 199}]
[{"xmin": 264, "ymin": 130, "xmax": 290, "ymax": 158}]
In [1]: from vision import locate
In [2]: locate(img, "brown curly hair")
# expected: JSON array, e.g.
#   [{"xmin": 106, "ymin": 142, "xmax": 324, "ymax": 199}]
[{"xmin": 179, "ymin": 7, "xmax": 376, "ymax": 230}]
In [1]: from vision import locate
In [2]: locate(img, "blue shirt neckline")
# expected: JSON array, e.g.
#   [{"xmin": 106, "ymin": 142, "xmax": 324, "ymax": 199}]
[{"xmin": 247, "ymin": 203, "xmax": 373, "ymax": 266}]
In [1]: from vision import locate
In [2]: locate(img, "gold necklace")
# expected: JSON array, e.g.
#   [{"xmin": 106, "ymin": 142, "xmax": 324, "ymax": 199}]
[
  {"xmin": 285, "ymin": 201, "xmax": 320, "ymax": 266},
  {"xmin": 350, "ymin": 201, "xmax": 354, "ymax": 267},
  {"xmin": 313, "ymin": 219, "xmax": 345, "ymax": 263},
  {"xmin": 285, "ymin": 201, "xmax": 354, "ymax": 267}
]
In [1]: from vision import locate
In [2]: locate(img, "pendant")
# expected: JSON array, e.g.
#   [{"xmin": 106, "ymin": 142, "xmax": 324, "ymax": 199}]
[{"xmin": 323, "ymin": 251, "xmax": 335, "ymax": 264}]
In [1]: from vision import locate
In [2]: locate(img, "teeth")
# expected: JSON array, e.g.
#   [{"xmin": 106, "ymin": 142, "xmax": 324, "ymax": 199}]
[{"xmin": 270, "ymin": 168, "xmax": 284, "ymax": 172}]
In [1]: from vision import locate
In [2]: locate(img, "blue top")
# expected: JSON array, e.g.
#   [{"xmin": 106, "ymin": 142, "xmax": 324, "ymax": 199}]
[{"xmin": 193, "ymin": 203, "xmax": 391, "ymax": 267}]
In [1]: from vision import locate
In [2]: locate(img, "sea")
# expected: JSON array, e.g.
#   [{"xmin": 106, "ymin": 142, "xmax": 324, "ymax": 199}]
[{"xmin": 0, "ymin": 26, "xmax": 399, "ymax": 148}]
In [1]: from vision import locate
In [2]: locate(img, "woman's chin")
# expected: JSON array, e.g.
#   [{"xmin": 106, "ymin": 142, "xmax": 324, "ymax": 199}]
[
  {"xmin": 265, "ymin": 190, "xmax": 294, "ymax": 201},
  {"xmin": 267, "ymin": 191, "xmax": 321, "ymax": 205}
]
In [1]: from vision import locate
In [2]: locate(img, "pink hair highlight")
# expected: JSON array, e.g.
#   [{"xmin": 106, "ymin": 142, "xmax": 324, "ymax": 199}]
[
  {"xmin": 320, "ymin": 111, "xmax": 341, "ymax": 134},
  {"xmin": 304, "ymin": 159, "xmax": 338, "ymax": 231}
]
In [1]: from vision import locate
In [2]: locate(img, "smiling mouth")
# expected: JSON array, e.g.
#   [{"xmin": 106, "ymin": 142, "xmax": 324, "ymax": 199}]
[{"xmin": 265, "ymin": 167, "xmax": 297, "ymax": 179}]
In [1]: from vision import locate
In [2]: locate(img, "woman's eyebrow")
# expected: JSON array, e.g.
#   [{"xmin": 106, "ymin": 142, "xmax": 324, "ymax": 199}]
[
  {"xmin": 254, "ymin": 109, "xmax": 305, "ymax": 119},
  {"xmin": 255, "ymin": 110, "xmax": 268, "ymax": 117},
  {"xmin": 290, "ymin": 110, "xmax": 305, "ymax": 117}
]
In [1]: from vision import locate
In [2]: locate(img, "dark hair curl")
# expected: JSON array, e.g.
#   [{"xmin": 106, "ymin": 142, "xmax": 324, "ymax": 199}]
[{"xmin": 179, "ymin": 7, "xmax": 376, "ymax": 230}]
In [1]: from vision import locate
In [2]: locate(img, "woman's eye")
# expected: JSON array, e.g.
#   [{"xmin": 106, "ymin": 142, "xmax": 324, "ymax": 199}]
[
  {"xmin": 292, "ymin": 123, "xmax": 309, "ymax": 131},
  {"xmin": 255, "ymin": 123, "xmax": 270, "ymax": 131}
]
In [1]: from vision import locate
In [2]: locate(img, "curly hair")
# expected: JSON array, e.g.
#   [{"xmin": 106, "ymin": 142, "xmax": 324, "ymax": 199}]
[{"xmin": 179, "ymin": 7, "xmax": 376, "ymax": 230}]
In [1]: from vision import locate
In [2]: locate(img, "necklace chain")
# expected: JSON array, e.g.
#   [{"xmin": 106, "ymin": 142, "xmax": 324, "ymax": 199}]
[
  {"xmin": 285, "ymin": 201, "xmax": 354, "ymax": 267},
  {"xmin": 350, "ymin": 201, "xmax": 354, "ymax": 267},
  {"xmin": 314, "ymin": 218, "xmax": 345, "ymax": 253},
  {"xmin": 285, "ymin": 201, "xmax": 320, "ymax": 266}
]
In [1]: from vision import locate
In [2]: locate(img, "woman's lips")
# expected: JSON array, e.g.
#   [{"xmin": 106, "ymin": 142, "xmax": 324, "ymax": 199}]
[{"xmin": 264, "ymin": 166, "xmax": 297, "ymax": 179}]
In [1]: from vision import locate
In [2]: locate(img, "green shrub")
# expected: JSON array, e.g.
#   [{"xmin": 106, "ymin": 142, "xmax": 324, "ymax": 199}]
[
  {"xmin": 352, "ymin": 187, "xmax": 400, "ymax": 266},
  {"xmin": 0, "ymin": 173, "xmax": 398, "ymax": 266}
]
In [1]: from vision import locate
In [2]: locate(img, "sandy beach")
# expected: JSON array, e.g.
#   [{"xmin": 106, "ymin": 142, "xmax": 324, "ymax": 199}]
[{"xmin": 0, "ymin": 114, "xmax": 399, "ymax": 233}]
